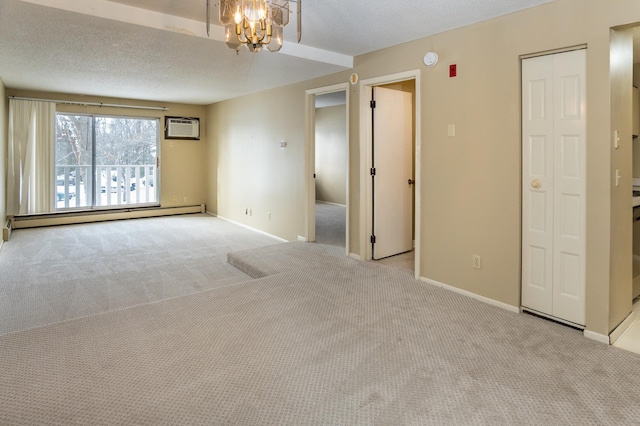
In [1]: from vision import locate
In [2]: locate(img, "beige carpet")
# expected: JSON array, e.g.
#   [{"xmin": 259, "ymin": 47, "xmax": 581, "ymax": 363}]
[
  {"xmin": 0, "ymin": 214, "xmax": 280, "ymax": 336},
  {"xmin": 315, "ymin": 201, "xmax": 345, "ymax": 248},
  {"xmin": 1, "ymin": 219, "xmax": 640, "ymax": 424}
]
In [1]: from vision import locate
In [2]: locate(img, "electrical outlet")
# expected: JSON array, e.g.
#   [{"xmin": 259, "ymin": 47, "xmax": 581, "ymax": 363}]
[
  {"xmin": 267, "ymin": 212, "xmax": 271, "ymax": 220},
  {"xmin": 244, "ymin": 208, "xmax": 248, "ymax": 215},
  {"xmin": 473, "ymin": 255, "xmax": 481, "ymax": 270},
  {"xmin": 183, "ymin": 196, "xmax": 188, "ymax": 203},
  {"xmin": 248, "ymin": 209, "xmax": 252, "ymax": 216}
]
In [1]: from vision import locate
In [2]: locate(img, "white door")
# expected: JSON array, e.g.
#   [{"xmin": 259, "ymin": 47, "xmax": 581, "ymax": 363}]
[
  {"xmin": 372, "ymin": 86, "xmax": 413, "ymax": 259},
  {"xmin": 521, "ymin": 49, "xmax": 586, "ymax": 326}
]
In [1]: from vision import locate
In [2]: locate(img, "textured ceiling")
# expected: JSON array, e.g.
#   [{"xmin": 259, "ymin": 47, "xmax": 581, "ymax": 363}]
[{"xmin": 0, "ymin": 0, "xmax": 559, "ymax": 105}]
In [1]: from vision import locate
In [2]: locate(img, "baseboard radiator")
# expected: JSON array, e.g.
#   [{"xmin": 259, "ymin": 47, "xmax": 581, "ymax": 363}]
[
  {"xmin": 11, "ymin": 204, "xmax": 205, "ymax": 231},
  {"xmin": 3, "ymin": 217, "xmax": 12, "ymax": 241}
]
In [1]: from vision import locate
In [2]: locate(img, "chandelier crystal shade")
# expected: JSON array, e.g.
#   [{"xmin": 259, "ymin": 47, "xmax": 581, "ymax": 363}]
[{"xmin": 219, "ymin": 0, "xmax": 292, "ymax": 52}]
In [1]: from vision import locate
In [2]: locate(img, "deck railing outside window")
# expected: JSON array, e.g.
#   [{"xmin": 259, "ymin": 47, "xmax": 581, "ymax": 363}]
[{"xmin": 56, "ymin": 165, "xmax": 156, "ymax": 209}]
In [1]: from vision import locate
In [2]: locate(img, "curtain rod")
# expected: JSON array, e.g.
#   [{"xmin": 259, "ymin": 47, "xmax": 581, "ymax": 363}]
[{"xmin": 8, "ymin": 96, "xmax": 169, "ymax": 112}]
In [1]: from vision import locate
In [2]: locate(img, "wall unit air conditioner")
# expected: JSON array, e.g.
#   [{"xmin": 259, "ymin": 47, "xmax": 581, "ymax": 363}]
[{"xmin": 165, "ymin": 116, "xmax": 200, "ymax": 140}]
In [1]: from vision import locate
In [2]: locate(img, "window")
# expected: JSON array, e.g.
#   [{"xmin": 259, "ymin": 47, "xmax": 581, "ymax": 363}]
[{"xmin": 55, "ymin": 114, "xmax": 159, "ymax": 210}]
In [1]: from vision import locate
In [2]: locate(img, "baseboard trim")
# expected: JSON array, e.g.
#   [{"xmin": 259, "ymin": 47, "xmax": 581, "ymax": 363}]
[
  {"xmin": 609, "ymin": 311, "xmax": 636, "ymax": 345},
  {"xmin": 584, "ymin": 329, "xmax": 610, "ymax": 344},
  {"xmin": 213, "ymin": 214, "xmax": 287, "ymax": 243},
  {"xmin": 420, "ymin": 277, "xmax": 520, "ymax": 314},
  {"xmin": 349, "ymin": 253, "xmax": 361, "ymax": 261}
]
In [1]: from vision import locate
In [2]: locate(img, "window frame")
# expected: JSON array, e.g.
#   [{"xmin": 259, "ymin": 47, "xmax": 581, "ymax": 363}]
[{"xmin": 54, "ymin": 112, "xmax": 161, "ymax": 212}]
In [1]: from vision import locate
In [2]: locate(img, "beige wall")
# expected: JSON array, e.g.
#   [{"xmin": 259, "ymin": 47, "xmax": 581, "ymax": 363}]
[
  {"xmin": 315, "ymin": 104, "xmax": 347, "ymax": 205},
  {"xmin": 5, "ymin": 89, "xmax": 207, "ymax": 213},
  {"xmin": 609, "ymin": 28, "xmax": 634, "ymax": 331},
  {"xmin": 208, "ymin": 0, "xmax": 640, "ymax": 336},
  {"xmin": 207, "ymin": 84, "xmax": 311, "ymax": 241},
  {"xmin": 0, "ymin": 78, "xmax": 6, "ymax": 233}
]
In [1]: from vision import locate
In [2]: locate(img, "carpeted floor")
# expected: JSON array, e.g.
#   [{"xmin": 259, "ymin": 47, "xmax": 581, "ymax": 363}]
[
  {"xmin": 315, "ymin": 201, "xmax": 345, "ymax": 248},
  {"xmin": 1, "ymin": 216, "xmax": 640, "ymax": 425},
  {"xmin": 0, "ymin": 214, "xmax": 280, "ymax": 336}
]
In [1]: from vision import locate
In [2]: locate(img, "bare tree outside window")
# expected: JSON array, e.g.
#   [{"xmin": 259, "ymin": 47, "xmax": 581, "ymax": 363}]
[{"xmin": 55, "ymin": 114, "xmax": 159, "ymax": 209}]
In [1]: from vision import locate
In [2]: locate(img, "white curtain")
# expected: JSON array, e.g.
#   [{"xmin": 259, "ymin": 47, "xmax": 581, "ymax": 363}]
[{"xmin": 7, "ymin": 99, "xmax": 56, "ymax": 215}]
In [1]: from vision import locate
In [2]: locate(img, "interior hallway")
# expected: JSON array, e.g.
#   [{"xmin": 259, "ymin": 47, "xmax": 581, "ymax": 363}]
[{"xmin": 315, "ymin": 200, "xmax": 415, "ymax": 272}]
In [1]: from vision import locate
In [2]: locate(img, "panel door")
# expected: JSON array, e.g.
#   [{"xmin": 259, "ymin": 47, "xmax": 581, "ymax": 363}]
[
  {"xmin": 372, "ymin": 86, "xmax": 413, "ymax": 260},
  {"xmin": 551, "ymin": 49, "xmax": 586, "ymax": 326},
  {"xmin": 521, "ymin": 49, "xmax": 586, "ymax": 326},
  {"xmin": 522, "ymin": 54, "xmax": 555, "ymax": 316}
]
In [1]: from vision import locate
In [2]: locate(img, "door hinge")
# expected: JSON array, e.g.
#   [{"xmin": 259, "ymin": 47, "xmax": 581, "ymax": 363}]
[
  {"xmin": 156, "ymin": 157, "xmax": 160, "ymax": 168},
  {"xmin": 313, "ymin": 173, "xmax": 316, "ymax": 178},
  {"xmin": 370, "ymin": 235, "xmax": 376, "ymax": 244},
  {"xmin": 370, "ymin": 100, "xmax": 376, "ymax": 109},
  {"xmin": 370, "ymin": 167, "xmax": 376, "ymax": 176}
]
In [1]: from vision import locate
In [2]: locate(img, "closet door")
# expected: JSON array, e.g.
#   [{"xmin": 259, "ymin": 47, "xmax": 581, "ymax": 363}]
[
  {"xmin": 522, "ymin": 49, "xmax": 586, "ymax": 326},
  {"xmin": 522, "ymin": 54, "xmax": 555, "ymax": 317}
]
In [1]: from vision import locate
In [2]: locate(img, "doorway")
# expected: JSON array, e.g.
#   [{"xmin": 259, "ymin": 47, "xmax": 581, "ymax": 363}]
[
  {"xmin": 314, "ymin": 91, "xmax": 348, "ymax": 248},
  {"xmin": 305, "ymin": 83, "xmax": 350, "ymax": 253},
  {"xmin": 631, "ymin": 27, "xmax": 640, "ymax": 302},
  {"xmin": 612, "ymin": 24, "xmax": 640, "ymax": 350},
  {"xmin": 360, "ymin": 70, "xmax": 421, "ymax": 279}
]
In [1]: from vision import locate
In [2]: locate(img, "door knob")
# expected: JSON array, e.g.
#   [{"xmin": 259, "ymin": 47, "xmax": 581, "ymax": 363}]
[
  {"xmin": 408, "ymin": 179, "xmax": 415, "ymax": 185},
  {"xmin": 531, "ymin": 179, "xmax": 542, "ymax": 189}
]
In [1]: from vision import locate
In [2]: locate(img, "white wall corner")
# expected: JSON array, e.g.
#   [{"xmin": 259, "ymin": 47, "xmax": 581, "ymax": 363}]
[
  {"xmin": 583, "ymin": 329, "xmax": 611, "ymax": 345},
  {"xmin": 608, "ymin": 310, "xmax": 636, "ymax": 345}
]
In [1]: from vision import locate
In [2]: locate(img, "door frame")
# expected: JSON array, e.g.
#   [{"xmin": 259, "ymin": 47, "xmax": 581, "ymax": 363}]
[
  {"xmin": 304, "ymin": 82, "xmax": 350, "ymax": 254},
  {"xmin": 359, "ymin": 70, "xmax": 421, "ymax": 279}
]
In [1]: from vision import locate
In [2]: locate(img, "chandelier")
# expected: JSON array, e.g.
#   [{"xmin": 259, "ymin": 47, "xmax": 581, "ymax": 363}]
[{"xmin": 214, "ymin": 0, "xmax": 299, "ymax": 53}]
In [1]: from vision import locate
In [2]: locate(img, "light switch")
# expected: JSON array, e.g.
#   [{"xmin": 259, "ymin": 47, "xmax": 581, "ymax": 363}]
[
  {"xmin": 448, "ymin": 124, "xmax": 456, "ymax": 137},
  {"xmin": 616, "ymin": 169, "xmax": 621, "ymax": 187},
  {"xmin": 614, "ymin": 130, "xmax": 620, "ymax": 149}
]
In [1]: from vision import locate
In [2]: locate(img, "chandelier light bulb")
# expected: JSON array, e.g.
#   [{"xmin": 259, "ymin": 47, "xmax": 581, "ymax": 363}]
[{"xmin": 244, "ymin": 1, "xmax": 265, "ymax": 23}]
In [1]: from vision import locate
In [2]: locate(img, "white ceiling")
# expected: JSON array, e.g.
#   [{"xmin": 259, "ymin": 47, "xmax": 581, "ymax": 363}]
[{"xmin": 0, "ymin": 0, "xmax": 560, "ymax": 105}]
